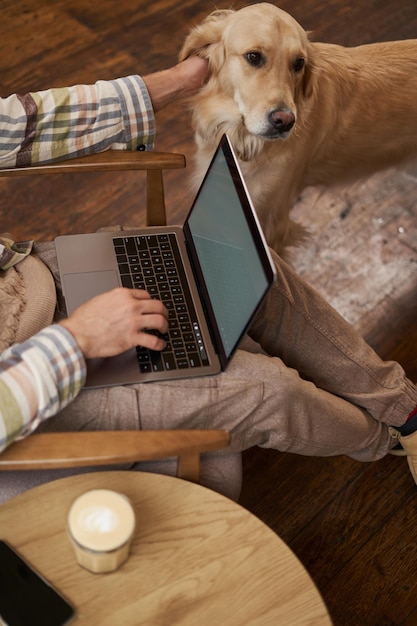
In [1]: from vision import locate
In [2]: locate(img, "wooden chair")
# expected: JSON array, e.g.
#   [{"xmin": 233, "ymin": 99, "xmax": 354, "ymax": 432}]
[{"xmin": 0, "ymin": 151, "xmax": 243, "ymax": 503}]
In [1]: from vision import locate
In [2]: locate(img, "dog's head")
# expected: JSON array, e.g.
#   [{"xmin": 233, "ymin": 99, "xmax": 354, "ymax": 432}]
[{"xmin": 180, "ymin": 3, "xmax": 313, "ymax": 160}]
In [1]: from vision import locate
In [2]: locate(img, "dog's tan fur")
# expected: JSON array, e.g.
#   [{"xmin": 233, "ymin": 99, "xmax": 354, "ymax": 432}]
[{"xmin": 180, "ymin": 3, "xmax": 417, "ymax": 255}]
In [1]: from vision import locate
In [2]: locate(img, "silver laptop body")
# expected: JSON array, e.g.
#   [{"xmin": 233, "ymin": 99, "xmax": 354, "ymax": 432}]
[{"xmin": 55, "ymin": 135, "xmax": 276, "ymax": 388}]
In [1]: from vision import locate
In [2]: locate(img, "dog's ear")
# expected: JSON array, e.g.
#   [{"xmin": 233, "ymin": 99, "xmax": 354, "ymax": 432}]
[{"xmin": 179, "ymin": 9, "xmax": 234, "ymax": 62}]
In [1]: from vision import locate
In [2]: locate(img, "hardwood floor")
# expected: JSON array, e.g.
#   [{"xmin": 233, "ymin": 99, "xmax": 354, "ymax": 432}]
[{"xmin": 1, "ymin": 0, "xmax": 417, "ymax": 623}]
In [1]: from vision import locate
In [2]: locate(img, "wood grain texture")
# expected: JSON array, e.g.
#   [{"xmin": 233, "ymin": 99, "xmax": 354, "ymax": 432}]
[
  {"xmin": 1, "ymin": 1, "xmax": 417, "ymax": 624},
  {"xmin": 0, "ymin": 472, "xmax": 332, "ymax": 625},
  {"xmin": 0, "ymin": 430, "xmax": 229, "ymax": 474}
]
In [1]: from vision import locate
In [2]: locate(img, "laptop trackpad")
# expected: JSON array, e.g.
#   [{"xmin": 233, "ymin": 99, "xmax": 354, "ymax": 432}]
[{"xmin": 63, "ymin": 270, "xmax": 119, "ymax": 314}]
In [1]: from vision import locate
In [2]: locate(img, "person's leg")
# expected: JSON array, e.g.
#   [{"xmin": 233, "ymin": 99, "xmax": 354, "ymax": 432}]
[
  {"xmin": 248, "ymin": 249, "xmax": 417, "ymax": 433},
  {"xmin": 135, "ymin": 349, "xmax": 397, "ymax": 461},
  {"xmin": 41, "ymin": 338, "xmax": 400, "ymax": 460},
  {"xmin": 40, "ymin": 344, "xmax": 398, "ymax": 463},
  {"xmin": 35, "ymin": 242, "xmax": 416, "ymax": 463}
]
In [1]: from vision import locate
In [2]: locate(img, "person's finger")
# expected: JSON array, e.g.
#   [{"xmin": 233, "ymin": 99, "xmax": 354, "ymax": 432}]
[{"xmin": 136, "ymin": 330, "xmax": 167, "ymax": 352}]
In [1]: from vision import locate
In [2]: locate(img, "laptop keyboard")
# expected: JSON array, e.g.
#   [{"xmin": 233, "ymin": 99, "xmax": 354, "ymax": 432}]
[{"xmin": 113, "ymin": 234, "xmax": 209, "ymax": 373}]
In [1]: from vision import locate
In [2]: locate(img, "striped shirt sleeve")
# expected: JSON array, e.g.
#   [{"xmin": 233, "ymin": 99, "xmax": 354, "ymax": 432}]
[
  {"xmin": 0, "ymin": 75, "xmax": 156, "ymax": 168},
  {"xmin": 0, "ymin": 326, "xmax": 86, "ymax": 452}
]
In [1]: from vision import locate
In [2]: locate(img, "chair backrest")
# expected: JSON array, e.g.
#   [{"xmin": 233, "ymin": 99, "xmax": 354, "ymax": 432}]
[
  {"xmin": 0, "ymin": 430, "xmax": 230, "ymax": 484},
  {"xmin": 0, "ymin": 150, "xmax": 186, "ymax": 227}
]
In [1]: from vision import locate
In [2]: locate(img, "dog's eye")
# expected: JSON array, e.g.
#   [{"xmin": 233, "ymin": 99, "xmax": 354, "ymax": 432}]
[
  {"xmin": 293, "ymin": 57, "xmax": 305, "ymax": 72},
  {"xmin": 245, "ymin": 51, "xmax": 265, "ymax": 67}
]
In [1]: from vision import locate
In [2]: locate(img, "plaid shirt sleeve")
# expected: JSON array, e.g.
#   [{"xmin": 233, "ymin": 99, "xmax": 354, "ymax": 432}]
[
  {"xmin": 0, "ymin": 76, "xmax": 155, "ymax": 451},
  {"xmin": 0, "ymin": 325, "xmax": 86, "ymax": 452},
  {"xmin": 0, "ymin": 75, "xmax": 156, "ymax": 168}
]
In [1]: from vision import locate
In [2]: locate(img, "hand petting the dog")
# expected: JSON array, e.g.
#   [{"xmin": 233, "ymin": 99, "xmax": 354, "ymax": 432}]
[{"xmin": 143, "ymin": 56, "xmax": 209, "ymax": 111}]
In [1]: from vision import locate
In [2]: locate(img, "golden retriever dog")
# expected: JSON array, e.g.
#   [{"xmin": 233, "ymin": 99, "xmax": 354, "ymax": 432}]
[{"xmin": 179, "ymin": 3, "xmax": 417, "ymax": 255}]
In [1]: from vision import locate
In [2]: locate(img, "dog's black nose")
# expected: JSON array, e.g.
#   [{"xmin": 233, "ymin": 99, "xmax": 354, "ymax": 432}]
[{"xmin": 268, "ymin": 109, "xmax": 295, "ymax": 134}]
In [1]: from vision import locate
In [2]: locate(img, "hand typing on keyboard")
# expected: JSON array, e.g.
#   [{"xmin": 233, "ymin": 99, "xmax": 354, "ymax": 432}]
[
  {"xmin": 60, "ymin": 287, "xmax": 168, "ymax": 359},
  {"xmin": 113, "ymin": 234, "xmax": 210, "ymax": 373}
]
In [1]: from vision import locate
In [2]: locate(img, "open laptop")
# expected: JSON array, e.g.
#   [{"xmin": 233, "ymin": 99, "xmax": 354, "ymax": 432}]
[{"xmin": 55, "ymin": 134, "xmax": 276, "ymax": 388}]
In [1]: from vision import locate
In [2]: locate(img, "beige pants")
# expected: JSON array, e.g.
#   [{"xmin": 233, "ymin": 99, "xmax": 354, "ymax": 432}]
[{"xmin": 34, "ymin": 239, "xmax": 417, "ymax": 462}]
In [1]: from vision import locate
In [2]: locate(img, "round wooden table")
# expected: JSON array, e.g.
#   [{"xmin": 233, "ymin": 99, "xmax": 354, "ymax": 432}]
[{"xmin": 0, "ymin": 471, "xmax": 332, "ymax": 625}]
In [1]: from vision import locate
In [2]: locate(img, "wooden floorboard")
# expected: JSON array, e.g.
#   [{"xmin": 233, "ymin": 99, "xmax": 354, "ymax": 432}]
[{"xmin": 1, "ymin": 1, "xmax": 417, "ymax": 624}]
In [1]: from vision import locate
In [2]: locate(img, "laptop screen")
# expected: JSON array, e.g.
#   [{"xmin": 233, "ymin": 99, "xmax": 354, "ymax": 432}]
[{"xmin": 184, "ymin": 135, "xmax": 276, "ymax": 365}]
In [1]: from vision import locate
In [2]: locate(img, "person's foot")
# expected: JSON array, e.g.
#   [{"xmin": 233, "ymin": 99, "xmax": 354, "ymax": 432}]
[{"xmin": 389, "ymin": 427, "xmax": 417, "ymax": 483}]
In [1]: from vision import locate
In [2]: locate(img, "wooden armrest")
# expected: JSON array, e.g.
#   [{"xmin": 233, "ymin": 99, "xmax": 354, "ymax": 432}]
[
  {"xmin": 0, "ymin": 430, "xmax": 229, "ymax": 468},
  {"xmin": 0, "ymin": 151, "xmax": 186, "ymax": 176},
  {"xmin": 0, "ymin": 430, "xmax": 230, "ymax": 483},
  {"xmin": 0, "ymin": 150, "xmax": 186, "ymax": 227}
]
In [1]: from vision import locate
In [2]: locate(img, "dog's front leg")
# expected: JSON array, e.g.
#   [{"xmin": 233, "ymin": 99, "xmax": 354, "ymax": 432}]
[{"xmin": 243, "ymin": 167, "xmax": 307, "ymax": 257}]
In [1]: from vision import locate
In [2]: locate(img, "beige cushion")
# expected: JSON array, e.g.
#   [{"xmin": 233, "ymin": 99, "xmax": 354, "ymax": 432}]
[{"xmin": 0, "ymin": 254, "xmax": 56, "ymax": 351}]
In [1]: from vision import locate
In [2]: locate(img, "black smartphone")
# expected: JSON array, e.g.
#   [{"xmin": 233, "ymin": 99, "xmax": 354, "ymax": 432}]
[{"xmin": 0, "ymin": 539, "xmax": 75, "ymax": 626}]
